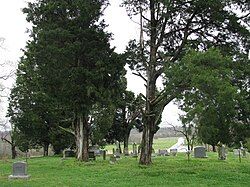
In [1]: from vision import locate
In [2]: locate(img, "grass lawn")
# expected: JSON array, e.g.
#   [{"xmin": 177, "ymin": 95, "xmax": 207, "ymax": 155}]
[{"xmin": 0, "ymin": 151, "xmax": 250, "ymax": 187}]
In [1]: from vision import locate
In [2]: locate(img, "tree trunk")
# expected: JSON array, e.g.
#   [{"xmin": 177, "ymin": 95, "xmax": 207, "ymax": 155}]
[
  {"xmin": 123, "ymin": 128, "xmax": 131, "ymax": 151},
  {"xmin": 75, "ymin": 115, "xmax": 89, "ymax": 161},
  {"xmin": 11, "ymin": 144, "xmax": 17, "ymax": 159},
  {"xmin": 212, "ymin": 145, "xmax": 216, "ymax": 152},
  {"xmin": 139, "ymin": 123, "xmax": 154, "ymax": 165},
  {"xmin": 43, "ymin": 142, "xmax": 49, "ymax": 157}
]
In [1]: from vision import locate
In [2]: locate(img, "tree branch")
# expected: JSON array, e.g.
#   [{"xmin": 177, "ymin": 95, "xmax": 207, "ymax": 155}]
[{"xmin": 132, "ymin": 72, "xmax": 147, "ymax": 82}]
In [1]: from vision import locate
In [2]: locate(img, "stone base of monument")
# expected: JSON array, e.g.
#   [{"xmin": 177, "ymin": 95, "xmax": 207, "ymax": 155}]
[
  {"xmin": 9, "ymin": 161, "xmax": 30, "ymax": 180},
  {"xmin": 8, "ymin": 175, "xmax": 30, "ymax": 180}
]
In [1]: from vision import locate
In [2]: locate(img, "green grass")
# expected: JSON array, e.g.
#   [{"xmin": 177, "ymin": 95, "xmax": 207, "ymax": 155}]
[
  {"xmin": 104, "ymin": 137, "xmax": 178, "ymax": 153},
  {"xmin": 1, "ymin": 152, "xmax": 250, "ymax": 187}
]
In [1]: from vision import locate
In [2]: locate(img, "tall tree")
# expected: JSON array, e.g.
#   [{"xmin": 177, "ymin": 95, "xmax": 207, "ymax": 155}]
[
  {"xmin": 174, "ymin": 49, "xmax": 239, "ymax": 150},
  {"xmin": 22, "ymin": 0, "xmax": 125, "ymax": 161},
  {"xmin": 122, "ymin": 0, "xmax": 249, "ymax": 164}
]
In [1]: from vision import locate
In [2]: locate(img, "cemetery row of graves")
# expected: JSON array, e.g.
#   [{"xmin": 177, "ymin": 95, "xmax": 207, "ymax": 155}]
[
  {"xmin": 2, "ymin": 136, "xmax": 249, "ymax": 181},
  {"xmin": 1, "ymin": 137, "xmax": 250, "ymax": 186}
]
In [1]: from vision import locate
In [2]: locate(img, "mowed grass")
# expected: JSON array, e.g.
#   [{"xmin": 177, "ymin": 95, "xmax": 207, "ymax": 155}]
[
  {"xmin": 1, "ymin": 152, "xmax": 250, "ymax": 186},
  {"xmin": 1, "ymin": 138, "xmax": 250, "ymax": 187}
]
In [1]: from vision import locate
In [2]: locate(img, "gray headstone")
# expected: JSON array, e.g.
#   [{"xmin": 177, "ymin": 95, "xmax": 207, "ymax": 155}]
[
  {"xmin": 233, "ymin": 149, "xmax": 240, "ymax": 156},
  {"xmin": 132, "ymin": 143, "xmax": 138, "ymax": 157},
  {"xmin": 194, "ymin": 146, "xmax": 207, "ymax": 158},
  {"xmin": 9, "ymin": 161, "xmax": 30, "ymax": 179},
  {"xmin": 64, "ymin": 149, "xmax": 75, "ymax": 158},
  {"xmin": 89, "ymin": 146, "xmax": 101, "ymax": 156},
  {"xmin": 109, "ymin": 155, "xmax": 116, "ymax": 164},
  {"xmin": 124, "ymin": 147, "xmax": 129, "ymax": 156},
  {"xmin": 114, "ymin": 148, "xmax": 121, "ymax": 158},
  {"xmin": 218, "ymin": 145, "xmax": 227, "ymax": 160},
  {"xmin": 158, "ymin": 149, "xmax": 169, "ymax": 156},
  {"xmin": 170, "ymin": 149, "xmax": 177, "ymax": 156},
  {"xmin": 88, "ymin": 151, "xmax": 96, "ymax": 161}
]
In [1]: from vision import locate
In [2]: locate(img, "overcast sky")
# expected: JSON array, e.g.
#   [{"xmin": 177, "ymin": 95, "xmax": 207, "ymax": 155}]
[{"xmin": 0, "ymin": 0, "xmax": 182, "ymax": 129}]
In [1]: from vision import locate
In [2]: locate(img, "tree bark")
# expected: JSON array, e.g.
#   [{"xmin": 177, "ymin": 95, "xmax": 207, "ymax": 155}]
[
  {"xmin": 123, "ymin": 128, "xmax": 131, "ymax": 151},
  {"xmin": 212, "ymin": 145, "xmax": 216, "ymax": 152},
  {"xmin": 11, "ymin": 144, "xmax": 17, "ymax": 159},
  {"xmin": 43, "ymin": 142, "xmax": 49, "ymax": 156},
  {"xmin": 75, "ymin": 115, "xmax": 89, "ymax": 161}
]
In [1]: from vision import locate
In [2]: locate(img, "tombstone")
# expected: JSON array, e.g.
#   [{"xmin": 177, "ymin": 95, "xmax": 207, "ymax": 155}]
[
  {"xmin": 158, "ymin": 149, "xmax": 169, "ymax": 156},
  {"xmin": 109, "ymin": 155, "xmax": 116, "ymax": 164},
  {"xmin": 9, "ymin": 161, "xmax": 30, "ymax": 179},
  {"xmin": 88, "ymin": 151, "xmax": 96, "ymax": 161},
  {"xmin": 63, "ymin": 149, "xmax": 75, "ymax": 158},
  {"xmin": 170, "ymin": 149, "xmax": 177, "ymax": 156},
  {"xmin": 113, "ymin": 147, "xmax": 121, "ymax": 159},
  {"xmin": 132, "ymin": 143, "xmax": 138, "ymax": 158},
  {"xmin": 89, "ymin": 145, "xmax": 101, "ymax": 156},
  {"xmin": 218, "ymin": 144, "xmax": 227, "ymax": 160},
  {"xmin": 242, "ymin": 148, "xmax": 247, "ymax": 158},
  {"xmin": 194, "ymin": 146, "xmax": 207, "ymax": 158},
  {"xmin": 233, "ymin": 149, "xmax": 240, "ymax": 156},
  {"xmin": 124, "ymin": 147, "xmax": 129, "ymax": 156}
]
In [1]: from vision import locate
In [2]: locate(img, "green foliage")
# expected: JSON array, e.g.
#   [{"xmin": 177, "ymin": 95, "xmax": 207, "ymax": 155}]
[{"xmin": 171, "ymin": 48, "xmax": 248, "ymax": 146}]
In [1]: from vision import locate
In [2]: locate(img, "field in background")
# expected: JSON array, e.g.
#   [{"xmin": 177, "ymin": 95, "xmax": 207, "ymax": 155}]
[{"xmin": 104, "ymin": 137, "xmax": 178, "ymax": 154}]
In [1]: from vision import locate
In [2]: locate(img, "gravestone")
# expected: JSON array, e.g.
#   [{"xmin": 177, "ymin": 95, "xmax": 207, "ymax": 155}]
[
  {"xmin": 89, "ymin": 146, "xmax": 101, "ymax": 156},
  {"xmin": 88, "ymin": 151, "xmax": 96, "ymax": 161},
  {"xmin": 158, "ymin": 149, "xmax": 169, "ymax": 156},
  {"xmin": 233, "ymin": 149, "xmax": 240, "ymax": 156},
  {"xmin": 9, "ymin": 161, "xmax": 30, "ymax": 179},
  {"xmin": 132, "ymin": 143, "xmax": 138, "ymax": 158},
  {"xmin": 109, "ymin": 155, "xmax": 116, "ymax": 164},
  {"xmin": 63, "ymin": 149, "xmax": 75, "ymax": 158},
  {"xmin": 124, "ymin": 147, "xmax": 129, "ymax": 156},
  {"xmin": 170, "ymin": 149, "xmax": 177, "ymax": 156},
  {"xmin": 194, "ymin": 146, "xmax": 207, "ymax": 158},
  {"xmin": 218, "ymin": 144, "xmax": 227, "ymax": 160},
  {"xmin": 114, "ymin": 148, "xmax": 121, "ymax": 159}
]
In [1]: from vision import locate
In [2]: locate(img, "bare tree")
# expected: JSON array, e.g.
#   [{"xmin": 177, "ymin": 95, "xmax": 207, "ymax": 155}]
[{"xmin": 168, "ymin": 122, "xmax": 197, "ymax": 161}]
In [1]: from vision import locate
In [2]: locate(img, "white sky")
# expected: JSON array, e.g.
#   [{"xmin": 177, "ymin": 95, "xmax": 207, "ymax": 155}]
[{"xmin": 0, "ymin": 0, "xmax": 182, "ymax": 129}]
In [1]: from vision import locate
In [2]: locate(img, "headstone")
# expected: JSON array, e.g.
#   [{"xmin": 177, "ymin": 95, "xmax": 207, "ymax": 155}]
[
  {"xmin": 9, "ymin": 161, "xmax": 30, "ymax": 179},
  {"xmin": 158, "ymin": 149, "xmax": 169, "ymax": 156},
  {"xmin": 170, "ymin": 149, "xmax": 177, "ymax": 156},
  {"xmin": 109, "ymin": 155, "xmax": 116, "ymax": 164},
  {"xmin": 88, "ymin": 151, "xmax": 96, "ymax": 161},
  {"xmin": 63, "ymin": 149, "xmax": 75, "ymax": 158},
  {"xmin": 218, "ymin": 144, "xmax": 227, "ymax": 160},
  {"xmin": 194, "ymin": 146, "xmax": 207, "ymax": 158},
  {"xmin": 233, "ymin": 149, "xmax": 240, "ymax": 156},
  {"xmin": 115, "ymin": 151, "xmax": 121, "ymax": 159},
  {"xmin": 89, "ymin": 145, "xmax": 101, "ymax": 156},
  {"xmin": 242, "ymin": 148, "xmax": 247, "ymax": 158},
  {"xmin": 132, "ymin": 143, "xmax": 138, "ymax": 157},
  {"xmin": 124, "ymin": 147, "xmax": 129, "ymax": 156}
]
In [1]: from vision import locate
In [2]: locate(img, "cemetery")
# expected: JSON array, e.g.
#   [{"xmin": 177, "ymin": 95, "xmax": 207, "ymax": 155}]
[
  {"xmin": 1, "ymin": 137, "xmax": 250, "ymax": 186},
  {"xmin": 0, "ymin": 0, "xmax": 250, "ymax": 186}
]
